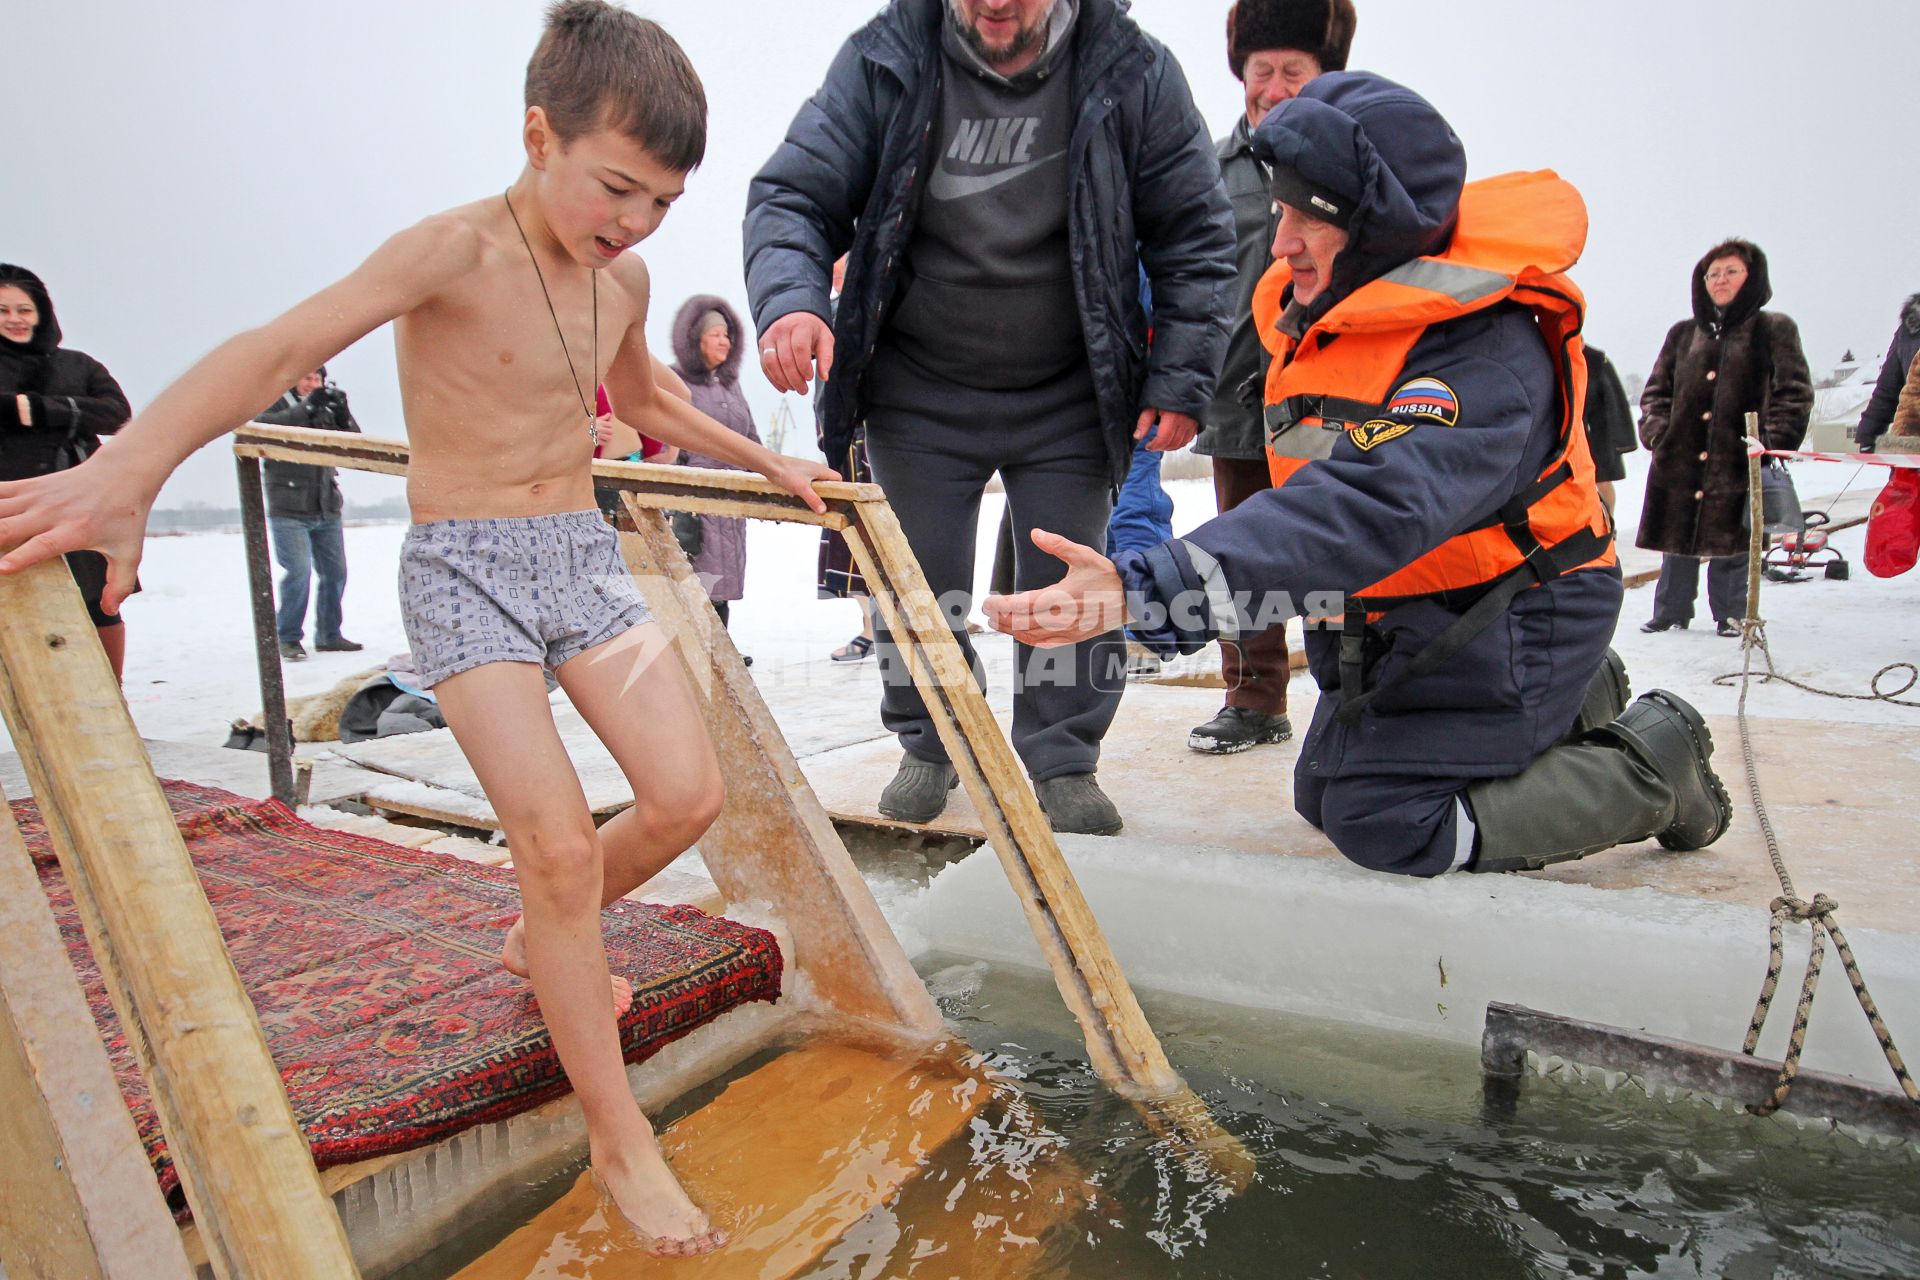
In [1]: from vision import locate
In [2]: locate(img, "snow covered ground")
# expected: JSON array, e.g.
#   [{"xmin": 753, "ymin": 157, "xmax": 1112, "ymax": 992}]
[{"xmin": 2, "ymin": 454, "xmax": 1915, "ymax": 760}]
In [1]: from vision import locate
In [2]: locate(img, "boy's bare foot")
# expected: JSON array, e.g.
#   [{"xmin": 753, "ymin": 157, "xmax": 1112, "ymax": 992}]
[
  {"xmin": 590, "ymin": 1154, "xmax": 727, "ymax": 1257},
  {"xmin": 501, "ymin": 917, "xmax": 635, "ymax": 1016}
]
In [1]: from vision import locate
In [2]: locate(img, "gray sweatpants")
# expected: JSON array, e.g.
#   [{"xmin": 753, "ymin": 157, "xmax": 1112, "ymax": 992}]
[{"xmin": 863, "ymin": 365, "xmax": 1124, "ymax": 780}]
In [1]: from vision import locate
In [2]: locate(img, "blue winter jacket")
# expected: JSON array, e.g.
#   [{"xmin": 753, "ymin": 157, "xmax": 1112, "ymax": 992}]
[
  {"xmin": 743, "ymin": 0, "xmax": 1236, "ymax": 490},
  {"xmin": 1116, "ymin": 73, "xmax": 1622, "ymax": 778}
]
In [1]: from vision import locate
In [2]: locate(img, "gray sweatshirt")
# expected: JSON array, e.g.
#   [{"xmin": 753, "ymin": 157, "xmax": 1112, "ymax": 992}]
[{"xmin": 880, "ymin": 1, "xmax": 1084, "ymax": 393}]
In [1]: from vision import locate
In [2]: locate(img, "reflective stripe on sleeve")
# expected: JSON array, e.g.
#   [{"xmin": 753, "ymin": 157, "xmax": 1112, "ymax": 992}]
[{"xmin": 1176, "ymin": 540, "xmax": 1242, "ymax": 643}]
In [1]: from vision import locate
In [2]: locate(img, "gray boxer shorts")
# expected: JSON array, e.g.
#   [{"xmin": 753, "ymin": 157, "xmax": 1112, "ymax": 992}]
[{"xmin": 399, "ymin": 509, "xmax": 655, "ymax": 688}]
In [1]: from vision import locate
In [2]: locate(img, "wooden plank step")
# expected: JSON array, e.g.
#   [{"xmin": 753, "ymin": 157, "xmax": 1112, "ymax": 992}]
[{"xmin": 456, "ymin": 1038, "xmax": 985, "ymax": 1279}]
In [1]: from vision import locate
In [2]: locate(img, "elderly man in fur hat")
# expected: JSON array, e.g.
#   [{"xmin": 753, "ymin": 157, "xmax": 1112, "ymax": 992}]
[{"xmin": 1188, "ymin": 0, "xmax": 1357, "ymax": 758}]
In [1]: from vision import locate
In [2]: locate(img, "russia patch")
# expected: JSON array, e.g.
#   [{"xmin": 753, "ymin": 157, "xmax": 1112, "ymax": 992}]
[{"xmin": 1384, "ymin": 376, "xmax": 1460, "ymax": 427}]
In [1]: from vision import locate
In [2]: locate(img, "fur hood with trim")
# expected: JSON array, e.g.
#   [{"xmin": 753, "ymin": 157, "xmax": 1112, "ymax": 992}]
[{"xmin": 669, "ymin": 294, "xmax": 745, "ymax": 387}]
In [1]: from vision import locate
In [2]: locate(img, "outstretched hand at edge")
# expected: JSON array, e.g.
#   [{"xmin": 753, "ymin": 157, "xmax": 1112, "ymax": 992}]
[
  {"xmin": 0, "ymin": 455, "xmax": 155, "ymax": 613},
  {"xmin": 982, "ymin": 528, "xmax": 1127, "ymax": 647}
]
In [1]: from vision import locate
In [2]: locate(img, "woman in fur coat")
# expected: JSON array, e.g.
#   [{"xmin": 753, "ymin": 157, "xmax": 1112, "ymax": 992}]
[
  {"xmin": 667, "ymin": 294, "xmax": 762, "ymax": 636},
  {"xmin": 1636, "ymin": 239, "xmax": 1812, "ymax": 636},
  {"xmin": 1891, "ymin": 351, "xmax": 1920, "ymax": 440}
]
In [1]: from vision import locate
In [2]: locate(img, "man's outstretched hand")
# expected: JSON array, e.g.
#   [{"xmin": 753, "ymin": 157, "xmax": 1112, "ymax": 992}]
[
  {"xmin": 982, "ymin": 529, "xmax": 1127, "ymax": 647},
  {"xmin": 0, "ymin": 458, "xmax": 153, "ymax": 612}
]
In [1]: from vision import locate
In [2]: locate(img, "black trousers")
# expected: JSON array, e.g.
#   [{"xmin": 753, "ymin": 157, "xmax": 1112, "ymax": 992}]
[
  {"xmin": 863, "ymin": 367, "xmax": 1123, "ymax": 780},
  {"xmin": 1651, "ymin": 552, "xmax": 1749, "ymax": 626}
]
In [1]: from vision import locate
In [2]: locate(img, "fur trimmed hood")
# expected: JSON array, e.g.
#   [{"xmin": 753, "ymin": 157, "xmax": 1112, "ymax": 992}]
[
  {"xmin": 1689, "ymin": 239, "xmax": 1772, "ymax": 332},
  {"xmin": 669, "ymin": 293, "xmax": 745, "ymax": 386},
  {"xmin": 1902, "ymin": 292, "xmax": 1920, "ymax": 337}
]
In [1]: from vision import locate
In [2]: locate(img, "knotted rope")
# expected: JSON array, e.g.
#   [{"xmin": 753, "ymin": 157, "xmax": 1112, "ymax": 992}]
[{"xmin": 1724, "ymin": 420, "xmax": 1918, "ymax": 1115}]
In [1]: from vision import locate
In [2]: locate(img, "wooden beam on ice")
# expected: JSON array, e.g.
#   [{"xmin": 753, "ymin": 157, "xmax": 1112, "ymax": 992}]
[
  {"xmin": 839, "ymin": 506, "xmax": 1179, "ymax": 1094},
  {"xmin": 0, "ymin": 560, "xmax": 358, "ymax": 1279},
  {"xmin": 617, "ymin": 495, "xmax": 941, "ymax": 1036},
  {"xmin": 0, "ymin": 777, "xmax": 195, "ymax": 1280}
]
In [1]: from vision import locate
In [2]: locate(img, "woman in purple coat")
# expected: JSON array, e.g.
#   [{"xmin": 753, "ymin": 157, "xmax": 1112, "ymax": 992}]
[{"xmin": 667, "ymin": 295, "xmax": 762, "ymax": 637}]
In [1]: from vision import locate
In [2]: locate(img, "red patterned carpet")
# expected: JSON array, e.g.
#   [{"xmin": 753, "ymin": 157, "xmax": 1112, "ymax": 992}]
[{"xmin": 12, "ymin": 780, "xmax": 782, "ymax": 1212}]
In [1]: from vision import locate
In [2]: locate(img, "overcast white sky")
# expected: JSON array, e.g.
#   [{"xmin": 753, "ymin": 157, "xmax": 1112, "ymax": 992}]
[{"xmin": 6, "ymin": 0, "xmax": 1916, "ymax": 508}]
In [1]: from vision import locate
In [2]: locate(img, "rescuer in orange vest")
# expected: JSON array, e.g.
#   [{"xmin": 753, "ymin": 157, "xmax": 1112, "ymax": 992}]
[{"xmin": 984, "ymin": 71, "xmax": 1734, "ymax": 877}]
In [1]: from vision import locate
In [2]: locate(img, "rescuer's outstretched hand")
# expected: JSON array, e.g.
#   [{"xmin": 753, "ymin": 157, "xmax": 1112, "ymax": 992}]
[{"xmin": 983, "ymin": 529, "xmax": 1127, "ymax": 647}]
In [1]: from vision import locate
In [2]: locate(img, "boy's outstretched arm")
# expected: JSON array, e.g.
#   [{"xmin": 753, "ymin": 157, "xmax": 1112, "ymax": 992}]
[
  {"xmin": 0, "ymin": 217, "xmax": 481, "ymax": 605},
  {"xmin": 601, "ymin": 259, "xmax": 836, "ymax": 513}
]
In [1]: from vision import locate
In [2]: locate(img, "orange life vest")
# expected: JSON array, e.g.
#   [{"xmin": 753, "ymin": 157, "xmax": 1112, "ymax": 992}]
[
  {"xmin": 1251, "ymin": 171, "xmax": 1617, "ymax": 722},
  {"xmin": 1250, "ymin": 170, "xmax": 1616, "ymax": 615}
]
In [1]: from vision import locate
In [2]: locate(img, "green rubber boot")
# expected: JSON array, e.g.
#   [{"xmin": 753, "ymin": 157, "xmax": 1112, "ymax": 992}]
[{"xmin": 1466, "ymin": 688, "xmax": 1732, "ymax": 874}]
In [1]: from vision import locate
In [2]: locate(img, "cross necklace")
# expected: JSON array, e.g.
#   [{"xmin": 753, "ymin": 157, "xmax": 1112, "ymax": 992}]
[{"xmin": 504, "ymin": 189, "xmax": 599, "ymax": 449}]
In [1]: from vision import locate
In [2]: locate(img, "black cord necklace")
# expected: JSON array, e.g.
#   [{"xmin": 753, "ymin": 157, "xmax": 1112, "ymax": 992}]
[{"xmin": 504, "ymin": 189, "xmax": 599, "ymax": 449}]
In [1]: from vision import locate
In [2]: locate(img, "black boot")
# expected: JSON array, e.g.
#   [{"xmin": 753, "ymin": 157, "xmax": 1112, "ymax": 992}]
[
  {"xmin": 1187, "ymin": 706, "xmax": 1293, "ymax": 755},
  {"xmin": 1034, "ymin": 772, "xmax": 1123, "ymax": 835},
  {"xmin": 1591, "ymin": 690, "xmax": 1734, "ymax": 851},
  {"xmin": 1465, "ymin": 689, "xmax": 1732, "ymax": 874},
  {"xmin": 1571, "ymin": 648, "xmax": 1630, "ymax": 739},
  {"xmin": 878, "ymin": 755, "xmax": 958, "ymax": 824}
]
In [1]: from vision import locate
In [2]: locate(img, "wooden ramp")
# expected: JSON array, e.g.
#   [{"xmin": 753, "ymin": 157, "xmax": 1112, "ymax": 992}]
[{"xmin": 458, "ymin": 1040, "xmax": 990, "ymax": 1279}]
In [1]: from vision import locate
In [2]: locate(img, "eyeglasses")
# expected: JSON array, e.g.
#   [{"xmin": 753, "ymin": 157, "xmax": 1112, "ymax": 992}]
[{"xmin": 1705, "ymin": 267, "xmax": 1746, "ymax": 282}]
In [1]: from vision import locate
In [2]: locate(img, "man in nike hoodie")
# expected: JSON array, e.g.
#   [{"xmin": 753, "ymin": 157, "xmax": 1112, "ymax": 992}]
[{"xmin": 747, "ymin": 0, "xmax": 1234, "ymax": 834}]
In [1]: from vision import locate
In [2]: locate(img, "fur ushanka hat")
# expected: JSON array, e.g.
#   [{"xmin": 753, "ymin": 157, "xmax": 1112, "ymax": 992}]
[{"xmin": 1227, "ymin": 0, "xmax": 1358, "ymax": 79}]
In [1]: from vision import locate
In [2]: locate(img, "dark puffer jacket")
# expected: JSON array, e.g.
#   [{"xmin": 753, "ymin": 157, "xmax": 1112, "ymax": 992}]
[
  {"xmin": 1857, "ymin": 293, "xmax": 1920, "ymax": 448},
  {"xmin": 256, "ymin": 385, "xmax": 361, "ymax": 518},
  {"xmin": 0, "ymin": 264, "xmax": 131, "ymax": 482},
  {"xmin": 1636, "ymin": 242, "xmax": 1812, "ymax": 558},
  {"xmin": 743, "ymin": 0, "xmax": 1236, "ymax": 490}
]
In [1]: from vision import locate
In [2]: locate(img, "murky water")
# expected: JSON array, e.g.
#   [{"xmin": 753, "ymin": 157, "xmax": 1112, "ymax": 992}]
[{"xmin": 404, "ymin": 954, "xmax": 1920, "ymax": 1279}]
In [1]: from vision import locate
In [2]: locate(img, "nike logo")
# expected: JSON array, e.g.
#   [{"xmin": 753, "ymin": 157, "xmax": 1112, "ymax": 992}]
[{"xmin": 928, "ymin": 148, "xmax": 1066, "ymax": 201}]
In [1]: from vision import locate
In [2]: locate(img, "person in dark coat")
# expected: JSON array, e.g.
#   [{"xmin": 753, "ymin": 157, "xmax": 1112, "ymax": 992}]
[
  {"xmin": 256, "ymin": 365, "xmax": 363, "ymax": 659},
  {"xmin": 1855, "ymin": 292, "xmax": 1920, "ymax": 451},
  {"xmin": 1580, "ymin": 343, "xmax": 1636, "ymax": 511},
  {"xmin": 1191, "ymin": 0, "xmax": 1356, "ymax": 755},
  {"xmin": 744, "ymin": 0, "xmax": 1237, "ymax": 835},
  {"xmin": 667, "ymin": 295, "xmax": 761, "ymax": 645},
  {"xmin": 0, "ymin": 264, "xmax": 134, "ymax": 679},
  {"xmin": 1636, "ymin": 240, "xmax": 1812, "ymax": 636}
]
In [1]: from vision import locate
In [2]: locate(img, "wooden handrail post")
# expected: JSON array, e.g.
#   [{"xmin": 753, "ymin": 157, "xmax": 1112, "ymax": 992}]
[
  {"xmin": 0, "ymin": 776, "xmax": 196, "ymax": 1280},
  {"xmin": 0, "ymin": 561, "xmax": 358, "ymax": 1278},
  {"xmin": 237, "ymin": 453, "xmax": 296, "ymax": 806},
  {"xmin": 841, "ymin": 504, "xmax": 1181, "ymax": 1095},
  {"xmin": 615, "ymin": 495, "xmax": 942, "ymax": 1035}
]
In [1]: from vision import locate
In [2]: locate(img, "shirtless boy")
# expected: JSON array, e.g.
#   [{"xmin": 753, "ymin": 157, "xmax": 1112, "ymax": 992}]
[{"xmin": 0, "ymin": 0, "xmax": 831, "ymax": 1257}]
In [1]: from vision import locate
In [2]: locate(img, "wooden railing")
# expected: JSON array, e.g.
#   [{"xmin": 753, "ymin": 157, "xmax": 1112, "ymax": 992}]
[
  {"xmin": 228, "ymin": 423, "xmax": 1185, "ymax": 1098},
  {"xmin": 0, "ymin": 556, "xmax": 357, "ymax": 1277},
  {"xmin": 0, "ymin": 422, "xmax": 1243, "ymax": 1275}
]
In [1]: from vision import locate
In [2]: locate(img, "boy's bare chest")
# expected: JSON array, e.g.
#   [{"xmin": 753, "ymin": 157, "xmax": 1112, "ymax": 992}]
[{"xmin": 406, "ymin": 260, "xmax": 634, "ymax": 392}]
